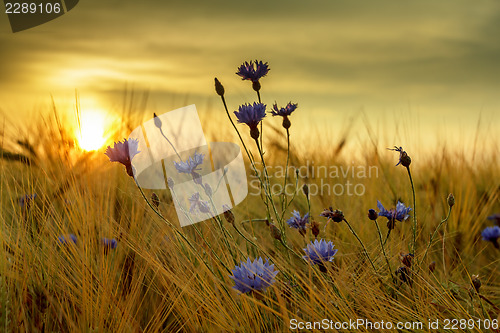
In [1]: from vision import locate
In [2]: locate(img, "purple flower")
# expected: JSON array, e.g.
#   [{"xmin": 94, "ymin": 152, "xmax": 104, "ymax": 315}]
[
  {"xmin": 234, "ymin": 102, "xmax": 267, "ymax": 129},
  {"xmin": 19, "ymin": 194, "xmax": 36, "ymax": 210},
  {"xmin": 105, "ymin": 138, "xmax": 140, "ymax": 177},
  {"xmin": 236, "ymin": 60, "xmax": 270, "ymax": 83},
  {"xmin": 377, "ymin": 200, "xmax": 411, "ymax": 222},
  {"xmin": 101, "ymin": 238, "xmax": 118, "ymax": 253},
  {"xmin": 302, "ymin": 239, "xmax": 338, "ymax": 265},
  {"xmin": 174, "ymin": 152, "xmax": 204, "ymax": 174},
  {"xmin": 487, "ymin": 214, "xmax": 500, "ymax": 226},
  {"xmin": 188, "ymin": 192, "xmax": 211, "ymax": 214},
  {"xmin": 230, "ymin": 257, "xmax": 279, "ymax": 294},
  {"xmin": 58, "ymin": 234, "xmax": 77, "ymax": 245},
  {"xmin": 286, "ymin": 210, "xmax": 310, "ymax": 234},
  {"xmin": 270, "ymin": 102, "xmax": 298, "ymax": 117},
  {"xmin": 481, "ymin": 226, "xmax": 500, "ymax": 248}
]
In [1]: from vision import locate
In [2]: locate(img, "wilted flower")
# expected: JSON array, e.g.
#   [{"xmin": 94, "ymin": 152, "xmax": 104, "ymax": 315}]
[
  {"xmin": 269, "ymin": 223, "xmax": 282, "ymax": 241},
  {"xmin": 286, "ymin": 210, "xmax": 310, "ymax": 235},
  {"xmin": 188, "ymin": 192, "xmax": 211, "ymax": 214},
  {"xmin": 236, "ymin": 60, "xmax": 270, "ymax": 83},
  {"xmin": 487, "ymin": 213, "xmax": 500, "ymax": 226},
  {"xmin": 302, "ymin": 239, "xmax": 338, "ymax": 265},
  {"xmin": 400, "ymin": 253, "xmax": 414, "ymax": 268},
  {"xmin": 234, "ymin": 102, "xmax": 267, "ymax": 140},
  {"xmin": 320, "ymin": 207, "xmax": 344, "ymax": 223},
  {"xmin": 105, "ymin": 138, "xmax": 141, "ymax": 177},
  {"xmin": 471, "ymin": 274, "xmax": 481, "ymax": 293},
  {"xmin": 481, "ymin": 226, "xmax": 500, "ymax": 248},
  {"xmin": 311, "ymin": 220, "xmax": 320, "ymax": 238},
  {"xmin": 230, "ymin": 257, "xmax": 279, "ymax": 294},
  {"xmin": 58, "ymin": 234, "xmax": 77, "ymax": 245},
  {"xmin": 377, "ymin": 200, "xmax": 411, "ymax": 229},
  {"xmin": 222, "ymin": 204, "xmax": 235, "ymax": 224},
  {"xmin": 151, "ymin": 192, "xmax": 160, "ymax": 209},
  {"xmin": 396, "ymin": 266, "xmax": 412, "ymax": 285},
  {"xmin": 429, "ymin": 261, "xmax": 436, "ymax": 273},
  {"xmin": 388, "ymin": 146, "xmax": 411, "ymax": 167}
]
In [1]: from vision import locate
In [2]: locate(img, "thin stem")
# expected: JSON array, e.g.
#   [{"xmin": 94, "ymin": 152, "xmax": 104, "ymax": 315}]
[
  {"xmin": 374, "ymin": 219, "xmax": 395, "ymax": 282},
  {"xmin": 420, "ymin": 205, "xmax": 452, "ymax": 265},
  {"xmin": 406, "ymin": 166, "xmax": 417, "ymax": 255},
  {"xmin": 281, "ymin": 128, "xmax": 291, "ymax": 211},
  {"xmin": 158, "ymin": 127, "xmax": 182, "ymax": 160},
  {"xmin": 343, "ymin": 219, "xmax": 378, "ymax": 274},
  {"xmin": 134, "ymin": 179, "xmax": 230, "ymax": 275}
]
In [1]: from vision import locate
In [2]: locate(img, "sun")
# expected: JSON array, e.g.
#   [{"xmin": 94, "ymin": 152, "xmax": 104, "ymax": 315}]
[{"xmin": 76, "ymin": 110, "xmax": 106, "ymax": 151}]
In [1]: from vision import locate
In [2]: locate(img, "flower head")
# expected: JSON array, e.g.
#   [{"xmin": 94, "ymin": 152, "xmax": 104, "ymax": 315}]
[
  {"xmin": 230, "ymin": 257, "xmax": 279, "ymax": 294},
  {"xmin": 234, "ymin": 102, "xmax": 267, "ymax": 139},
  {"xmin": 286, "ymin": 210, "xmax": 310, "ymax": 235},
  {"xmin": 270, "ymin": 102, "xmax": 298, "ymax": 117},
  {"xmin": 234, "ymin": 103, "xmax": 266, "ymax": 129},
  {"xmin": 377, "ymin": 200, "xmax": 411, "ymax": 222},
  {"xmin": 302, "ymin": 239, "xmax": 338, "ymax": 265},
  {"xmin": 320, "ymin": 207, "xmax": 344, "ymax": 223},
  {"xmin": 105, "ymin": 138, "xmax": 140, "ymax": 177},
  {"xmin": 188, "ymin": 192, "xmax": 211, "ymax": 214},
  {"xmin": 101, "ymin": 238, "xmax": 118, "ymax": 253},
  {"xmin": 174, "ymin": 152, "xmax": 204, "ymax": 174},
  {"xmin": 236, "ymin": 60, "xmax": 270, "ymax": 83},
  {"xmin": 367, "ymin": 209, "xmax": 378, "ymax": 221},
  {"xmin": 388, "ymin": 146, "xmax": 411, "ymax": 167},
  {"xmin": 481, "ymin": 226, "xmax": 500, "ymax": 248},
  {"xmin": 19, "ymin": 194, "xmax": 37, "ymax": 210},
  {"xmin": 58, "ymin": 234, "xmax": 77, "ymax": 245}
]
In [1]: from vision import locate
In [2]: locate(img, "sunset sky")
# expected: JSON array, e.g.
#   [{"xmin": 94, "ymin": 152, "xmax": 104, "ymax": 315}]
[{"xmin": 0, "ymin": 0, "xmax": 499, "ymax": 154}]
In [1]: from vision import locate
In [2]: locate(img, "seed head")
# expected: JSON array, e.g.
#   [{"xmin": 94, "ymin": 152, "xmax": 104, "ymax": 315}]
[{"xmin": 447, "ymin": 193, "xmax": 455, "ymax": 207}]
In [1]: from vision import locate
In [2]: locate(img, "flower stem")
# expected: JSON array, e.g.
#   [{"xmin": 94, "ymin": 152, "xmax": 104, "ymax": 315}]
[
  {"xmin": 374, "ymin": 219, "xmax": 395, "ymax": 282},
  {"xmin": 344, "ymin": 219, "xmax": 378, "ymax": 274},
  {"xmin": 420, "ymin": 205, "xmax": 452, "ymax": 265},
  {"xmin": 406, "ymin": 166, "xmax": 417, "ymax": 255}
]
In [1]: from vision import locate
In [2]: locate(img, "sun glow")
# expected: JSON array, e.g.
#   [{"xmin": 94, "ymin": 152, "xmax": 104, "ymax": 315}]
[{"xmin": 77, "ymin": 110, "xmax": 107, "ymax": 151}]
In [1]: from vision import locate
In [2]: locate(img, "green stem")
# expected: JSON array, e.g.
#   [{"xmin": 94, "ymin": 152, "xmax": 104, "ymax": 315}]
[
  {"xmin": 344, "ymin": 219, "xmax": 378, "ymax": 274},
  {"xmin": 406, "ymin": 166, "xmax": 417, "ymax": 256},
  {"xmin": 420, "ymin": 205, "xmax": 452, "ymax": 265},
  {"xmin": 374, "ymin": 219, "xmax": 395, "ymax": 282}
]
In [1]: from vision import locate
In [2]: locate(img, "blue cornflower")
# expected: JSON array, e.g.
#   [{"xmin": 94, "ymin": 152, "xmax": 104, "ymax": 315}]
[
  {"xmin": 481, "ymin": 226, "xmax": 500, "ymax": 249},
  {"xmin": 388, "ymin": 146, "xmax": 411, "ymax": 167},
  {"xmin": 234, "ymin": 102, "xmax": 267, "ymax": 139},
  {"xmin": 236, "ymin": 60, "xmax": 270, "ymax": 83},
  {"xmin": 302, "ymin": 239, "xmax": 338, "ymax": 265},
  {"xmin": 377, "ymin": 200, "xmax": 411, "ymax": 227},
  {"xmin": 19, "ymin": 194, "xmax": 37, "ymax": 210},
  {"xmin": 58, "ymin": 234, "xmax": 77, "ymax": 245},
  {"xmin": 286, "ymin": 210, "xmax": 310, "ymax": 235},
  {"xmin": 270, "ymin": 102, "xmax": 298, "ymax": 117},
  {"xmin": 101, "ymin": 238, "xmax": 118, "ymax": 253},
  {"xmin": 487, "ymin": 214, "xmax": 500, "ymax": 226},
  {"xmin": 230, "ymin": 257, "xmax": 279, "ymax": 294},
  {"xmin": 105, "ymin": 138, "xmax": 141, "ymax": 177},
  {"xmin": 188, "ymin": 192, "xmax": 211, "ymax": 214},
  {"xmin": 174, "ymin": 152, "xmax": 204, "ymax": 174}
]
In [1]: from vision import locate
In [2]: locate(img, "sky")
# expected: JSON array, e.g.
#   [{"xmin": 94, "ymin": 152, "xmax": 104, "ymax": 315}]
[{"xmin": 0, "ymin": 0, "xmax": 499, "ymax": 155}]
